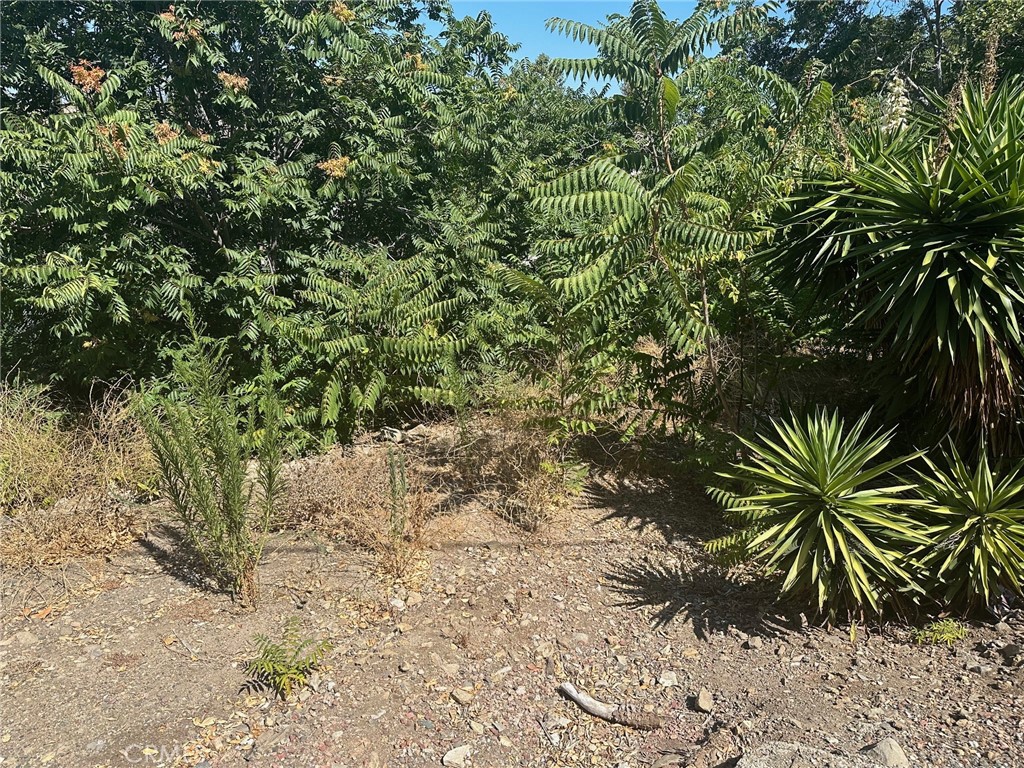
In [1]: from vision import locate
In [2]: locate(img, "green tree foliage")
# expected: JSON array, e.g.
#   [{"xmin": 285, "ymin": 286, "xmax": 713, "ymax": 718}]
[
  {"xmin": 515, "ymin": 0, "xmax": 836, "ymax": 438},
  {"xmin": 0, "ymin": 1, "xmax": 603, "ymax": 443}
]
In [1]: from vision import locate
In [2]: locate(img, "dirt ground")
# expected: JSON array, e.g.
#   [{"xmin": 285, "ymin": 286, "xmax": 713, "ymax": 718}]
[{"xmin": 2, "ymin": 435, "xmax": 1022, "ymax": 768}]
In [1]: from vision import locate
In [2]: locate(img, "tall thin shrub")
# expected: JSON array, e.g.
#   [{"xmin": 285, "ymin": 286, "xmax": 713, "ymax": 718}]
[{"xmin": 140, "ymin": 342, "xmax": 284, "ymax": 607}]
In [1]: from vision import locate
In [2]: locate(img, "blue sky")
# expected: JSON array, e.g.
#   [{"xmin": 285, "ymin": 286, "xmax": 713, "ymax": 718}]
[{"xmin": 436, "ymin": 1, "xmax": 700, "ymax": 63}]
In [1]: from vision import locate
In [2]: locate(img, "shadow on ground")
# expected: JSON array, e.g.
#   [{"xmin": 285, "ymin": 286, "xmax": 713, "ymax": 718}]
[{"xmin": 604, "ymin": 557, "xmax": 792, "ymax": 641}]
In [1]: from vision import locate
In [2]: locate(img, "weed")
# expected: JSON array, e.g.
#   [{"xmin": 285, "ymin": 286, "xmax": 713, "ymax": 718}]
[
  {"xmin": 912, "ymin": 619, "xmax": 968, "ymax": 647},
  {"xmin": 140, "ymin": 342, "xmax": 284, "ymax": 607},
  {"xmin": 246, "ymin": 617, "xmax": 331, "ymax": 699}
]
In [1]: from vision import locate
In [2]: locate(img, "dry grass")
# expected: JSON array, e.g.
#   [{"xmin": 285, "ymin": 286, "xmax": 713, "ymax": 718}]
[
  {"xmin": 0, "ymin": 384, "xmax": 157, "ymax": 567},
  {"xmin": 453, "ymin": 408, "xmax": 586, "ymax": 532},
  {"xmin": 281, "ymin": 446, "xmax": 436, "ymax": 581}
]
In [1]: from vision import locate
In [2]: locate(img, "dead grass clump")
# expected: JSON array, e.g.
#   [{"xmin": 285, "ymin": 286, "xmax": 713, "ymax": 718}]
[
  {"xmin": 453, "ymin": 409, "xmax": 586, "ymax": 532},
  {"xmin": 0, "ymin": 384, "xmax": 76, "ymax": 511},
  {"xmin": 0, "ymin": 383, "xmax": 157, "ymax": 566},
  {"xmin": 0, "ymin": 494, "xmax": 146, "ymax": 567},
  {"xmin": 282, "ymin": 445, "xmax": 434, "ymax": 580}
]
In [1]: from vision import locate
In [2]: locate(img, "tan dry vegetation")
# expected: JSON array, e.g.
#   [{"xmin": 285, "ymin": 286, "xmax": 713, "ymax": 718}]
[
  {"xmin": 0, "ymin": 384, "xmax": 157, "ymax": 567},
  {"xmin": 280, "ymin": 444, "xmax": 438, "ymax": 581},
  {"xmin": 453, "ymin": 409, "xmax": 586, "ymax": 532}
]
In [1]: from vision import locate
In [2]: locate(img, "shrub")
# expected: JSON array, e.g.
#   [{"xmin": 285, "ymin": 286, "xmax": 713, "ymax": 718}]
[
  {"xmin": 246, "ymin": 617, "xmax": 331, "ymax": 700},
  {"xmin": 140, "ymin": 342, "xmax": 284, "ymax": 607},
  {"xmin": 0, "ymin": 384, "xmax": 157, "ymax": 566},
  {"xmin": 912, "ymin": 443, "xmax": 1024, "ymax": 612},
  {"xmin": 708, "ymin": 409, "xmax": 927, "ymax": 621},
  {"xmin": 0, "ymin": 384, "xmax": 75, "ymax": 512}
]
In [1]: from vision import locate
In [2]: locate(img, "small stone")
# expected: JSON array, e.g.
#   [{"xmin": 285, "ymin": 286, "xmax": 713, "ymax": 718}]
[
  {"xmin": 406, "ymin": 592, "xmax": 423, "ymax": 608},
  {"xmin": 658, "ymin": 670, "xmax": 679, "ymax": 688},
  {"xmin": 442, "ymin": 745, "xmax": 471, "ymax": 767},
  {"xmin": 694, "ymin": 687, "xmax": 714, "ymax": 713},
  {"xmin": 442, "ymin": 663, "xmax": 460, "ymax": 677},
  {"xmin": 444, "ymin": 584, "xmax": 457, "ymax": 596},
  {"xmin": 451, "ymin": 687, "xmax": 474, "ymax": 706},
  {"xmin": 744, "ymin": 637, "xmax": 764, "ymax": 650},
  {"xmin": 967, "ymin": 663, "xmax": 993, "ymax": 674},
  {"xmin": 994, "ymin": 621, "xmax": 1011, "ymax": 635},
  {"xmin": 398, "ymin": 661, "xmax": 412, "ymax": 673},
  {"xmin": 999, "ymin": 643, "xmax": 1022, "ymax": 665},
  {"xmin": 389, "ymin": 598, "xmax": 406, "ymax": 611},
  {"xmin": 863, "ymin": 737, "xmax": 910, "ymax": 768},
  {"xmin": 536, "ymin": 640, "xmax": 556, "ymax": 658},
  {"xmin": 12, "ymin": 630, "xmax": 38, "ymax": 646},
  {"xmin": 469, "ymin": 720, "xmax": 485, "ymax": 735}
]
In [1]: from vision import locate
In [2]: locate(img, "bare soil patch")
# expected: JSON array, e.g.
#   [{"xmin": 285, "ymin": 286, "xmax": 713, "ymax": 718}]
[{"xmin": 2, "ymin": 432, "xmax": 1022, "ymax": 768}]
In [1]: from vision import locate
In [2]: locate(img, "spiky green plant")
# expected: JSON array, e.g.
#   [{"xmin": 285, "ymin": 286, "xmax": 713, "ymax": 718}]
[
  {"xmin": 709, "ymin": 409, "xmax": 926, "ymax": 620},
  {"xmin": 912, "ymin": 443, "xmax": 1024, "ymax": 611},
  {"xmin": 139, "ymin": 340, "xmax": 284, "ymax": 608},
  {"xmin": 773, "ymin": 78, "xmax": 1024, "ymax": 446},
  {"xmin": 246, "ymin": 617, "xmax": 331, "ymax": 700}
]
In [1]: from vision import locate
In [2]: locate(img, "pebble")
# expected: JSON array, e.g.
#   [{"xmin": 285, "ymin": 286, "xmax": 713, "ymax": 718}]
[
  {"xmin": 695, "ymin": 687, "xmax": 714, "ymax": 713},
  {"xmin": 11, "ymin": 631, "xmax": 38, "ymax": 646},
  {"xmin": 658, "ymin": 671, "xmax": 679, "ymax": 688},
  {"xmin": 863, "ymin": 737, "xmax": 910, "ymax": 768},
  {"xmin": 744, "ymin": 637, "xmax": 764, "ymax": 650},
  {"xmin": 442, "ymin": 744, "xmax": 471, "ymax": 767},
  {"xmin": 451, "ymin": 688, "xmax": 474, "ymax": 706}
]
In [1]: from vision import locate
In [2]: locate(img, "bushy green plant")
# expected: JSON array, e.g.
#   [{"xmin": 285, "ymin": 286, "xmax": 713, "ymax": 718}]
[
  {"xmin": 774, "ymin": 77, "xmax": 1024, "ymax": 447},
  {"xmin": 140, "ymin": 341, "xmax": 285, "ymax": 608},
  {"xmin": 246, "ymin": 617, "xmax": 331, "ymax": 700},
  {"xmin": 709, "ymin": 409, "xmax": 926, "ymax": 621},
  {"xmin": 912, "ymin": 619, "xmax": 969, "ymax": 646},
  {"xmin": 912, "ymin": 443, "xmax": 1024, "ymax": 611}
]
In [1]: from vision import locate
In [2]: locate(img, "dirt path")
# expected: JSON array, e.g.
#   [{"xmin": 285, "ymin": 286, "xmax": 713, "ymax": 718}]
[{"xmin": 2, "ymin": 463, "xmax": 1022, "ymax": 768}]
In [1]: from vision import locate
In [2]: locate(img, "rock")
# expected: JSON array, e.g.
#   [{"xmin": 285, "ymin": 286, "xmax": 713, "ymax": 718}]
[
  {"xmin": 694, "ymin": 687, "xmax": 714, "ymax": 713},
  {"xmin": 12, "ymin": 630, "xmax": 38, "ymax": 646},
  {"xmin": 863, "ymin": 737, "xmax": 910, "ymax": 768},
  {"xmin": 451, "ymin": 687, "xmax": 474, "ymax": 706},
  {"xmin": 389, "ymin": 598, "xmax": 406, "ymax": 611},
  {"xmin": 441, "ymin": 663, "xmax": 460, "ymax": 677},
  {"xmin": 406, "ymin": 592, "xmax": 423, "ymax": 608},
  {"xmin": 658, "ymin": 670, "xmax": 679, "ymax": 688},
  {"xmin": 651, "ymin": 755, "xmax": 684, "ymax": 768},
  {"xmin": 967, "ymin": 663, "xmax": 993, "ymax": 674},
  {"xmin": 744, "ymin": 637, "xmax": 764, "ymax": 650},
  {"xmin": 442, "ymin": 745, "xmax": 471, "ymax": 767},
  {"xmin": 736, "ymin": 742, "xmax": 875, "ymax": 768},
  {"xmin": 469, "ymin": 720, "xmax": 485, "ymax": 735},
  {"xmin": 999, "ymin": 643, "xmax": 1022, "ymax": 666},
  {"xmin": 994, "ymin": 621, "xmax": 1011, "ymax": 635}
]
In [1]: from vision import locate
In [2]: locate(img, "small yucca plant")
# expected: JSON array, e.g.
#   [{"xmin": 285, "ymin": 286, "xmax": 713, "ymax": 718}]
[
  {"xmin": 709, "ymin": 409, "xmax": 927, "ymax": 621},
  {"xmin": 912, "ymin": 443, "xmax": 1024, "ymax": 612}
]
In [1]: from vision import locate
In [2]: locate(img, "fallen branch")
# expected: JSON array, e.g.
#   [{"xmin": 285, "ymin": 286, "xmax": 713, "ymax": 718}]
[{"xmin": 557, "ymin": 681, "xmax": 663, "ymax": 731}]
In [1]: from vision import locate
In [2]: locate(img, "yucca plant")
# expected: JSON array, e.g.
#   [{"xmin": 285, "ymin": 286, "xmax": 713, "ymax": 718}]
[
  {"xmin": 912, "ymin": 443, "xmax": 1024, "ymax": 612},
  {"xmin": 773, "ymin": 77, "xmax": 1024, "ymax": 447},
  {"xmin": 709, "ymin": 410, "xmax": 927, "ymax": 621}
]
